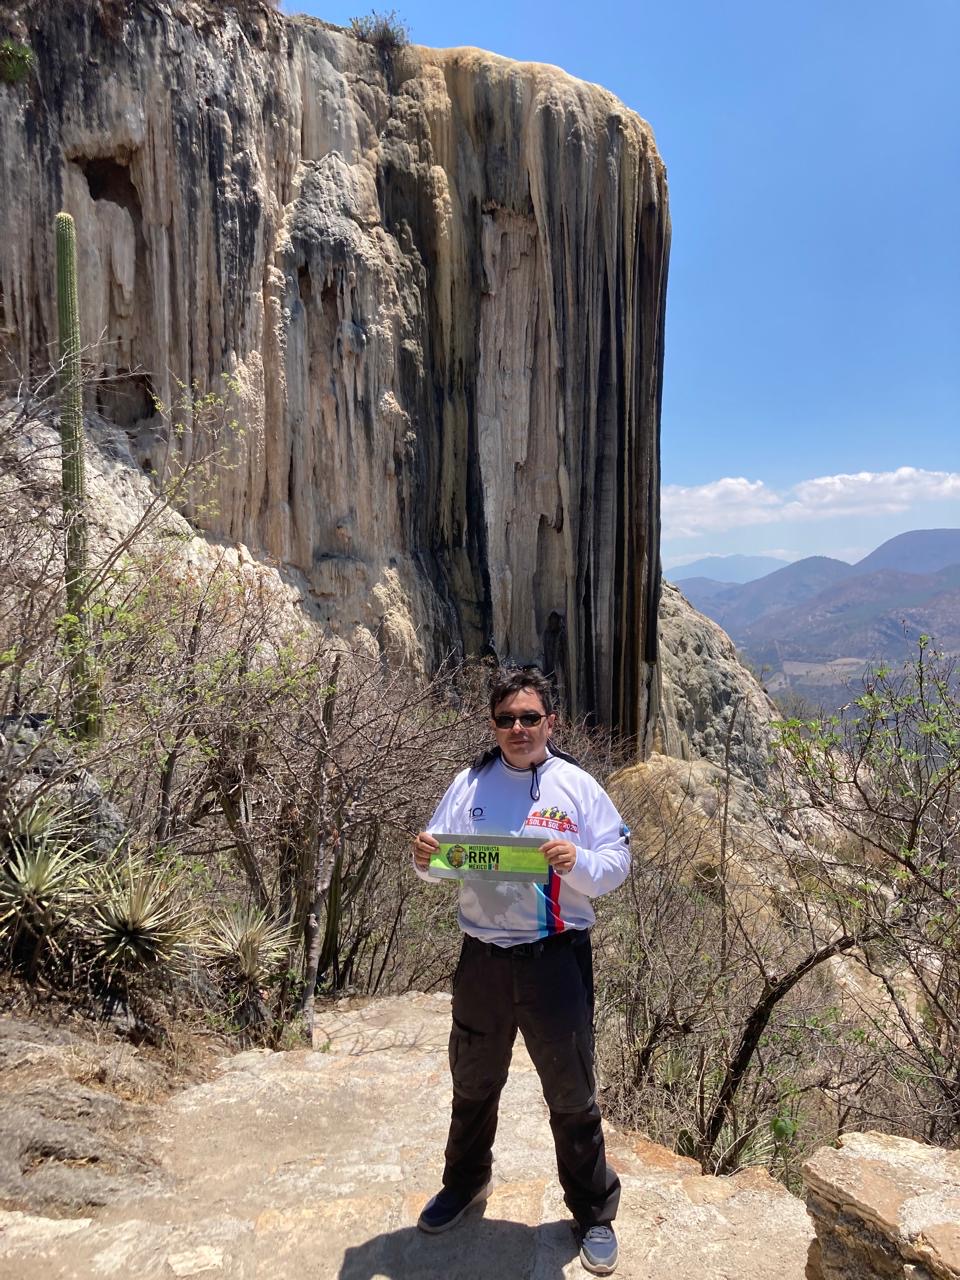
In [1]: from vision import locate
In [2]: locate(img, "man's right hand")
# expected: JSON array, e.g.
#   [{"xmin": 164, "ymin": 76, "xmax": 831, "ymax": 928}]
[{"xmin": 413, "ymin": 831, "xmax": 439, "ymax": 870}]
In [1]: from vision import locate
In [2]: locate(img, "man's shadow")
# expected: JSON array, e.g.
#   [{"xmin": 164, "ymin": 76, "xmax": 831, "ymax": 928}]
[{"xmin": 339, "ymin": 1208, "xmax": 579, "ymax": 1279}]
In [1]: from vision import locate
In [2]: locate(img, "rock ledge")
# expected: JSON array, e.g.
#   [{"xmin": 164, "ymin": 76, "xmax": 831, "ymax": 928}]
[
  {"xmin": 0, "ymin": 993, "xmax": 814, "ymax": 1279},
  {"xmin": 804, "ymin": 1131, "xmax": 960, "ymax": 1280}
]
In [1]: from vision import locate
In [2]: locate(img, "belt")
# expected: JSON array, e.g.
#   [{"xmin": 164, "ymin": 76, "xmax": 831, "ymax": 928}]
[{"xmin": 468, "ymin": 929, "xmax": 588, "ymax": 959}]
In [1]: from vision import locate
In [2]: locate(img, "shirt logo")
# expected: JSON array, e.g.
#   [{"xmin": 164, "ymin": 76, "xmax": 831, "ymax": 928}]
[
  {"xmin": 470, "ymin": 806, "xmax": 485, "ymax": 821},
  {"xmin": 527, "ymin": 807, "xmax": 579, "ymax": 835}
]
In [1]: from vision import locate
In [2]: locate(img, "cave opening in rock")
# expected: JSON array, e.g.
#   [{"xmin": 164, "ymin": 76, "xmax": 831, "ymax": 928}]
[
  {"xmin": 297, "ymin": 263, "xmax": 312, "ymax": 307},
  {"xmin": 79, "ymin": 156, "xmax": 141, "ymax": 219},
  {"xmin": 96, "ymin": 370, "xmax": 156, "ymax": 431},
  {"xmin": 319, "ymin": 281, "xmax": 338, "ymax": 350}
]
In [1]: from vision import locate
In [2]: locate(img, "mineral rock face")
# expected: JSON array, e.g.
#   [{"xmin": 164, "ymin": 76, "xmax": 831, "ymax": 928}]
[
  {"xmin": 656, "ymin": 582, "xmax": 782, "ymax": 786},
  {"xmin": 0, "ymin": 1, "xmax": 669, "ymax": 739}
]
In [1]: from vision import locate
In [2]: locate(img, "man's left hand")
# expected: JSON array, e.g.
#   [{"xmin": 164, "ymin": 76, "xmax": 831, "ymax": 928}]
[{"xmin": 540, "ymin": 839, "xmax": 577, "ymax": 875}]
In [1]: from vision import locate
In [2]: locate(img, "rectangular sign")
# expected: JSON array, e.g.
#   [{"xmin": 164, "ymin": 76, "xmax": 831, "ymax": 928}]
[{"xmin": 428, "ymin": 834, "xmax": 549, "ymax": 883}]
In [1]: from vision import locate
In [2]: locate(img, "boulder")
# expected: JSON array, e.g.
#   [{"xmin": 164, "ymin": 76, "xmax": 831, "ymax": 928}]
[{"xmin": 803, "ymin": 1131, "xmax": 960, "ymax": 1280}]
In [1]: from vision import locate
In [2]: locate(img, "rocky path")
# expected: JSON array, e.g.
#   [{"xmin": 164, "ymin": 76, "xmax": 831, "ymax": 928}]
[{"xmin": 0, "ymin": 994, "xmax": 814, "ymax": 1278}]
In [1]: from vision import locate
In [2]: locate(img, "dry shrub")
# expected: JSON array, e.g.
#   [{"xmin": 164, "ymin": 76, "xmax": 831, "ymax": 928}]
[
  {"xmin": 348, "ymin": 9, "xmax": 409, "ymax": 51},
  {"xmin": 0, "ymin": 384, "xmax": 494, "ymax": 1041}
]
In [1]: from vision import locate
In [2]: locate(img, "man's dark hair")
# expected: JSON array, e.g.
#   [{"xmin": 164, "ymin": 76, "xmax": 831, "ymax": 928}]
[{"xmin": 488, "ymin": 667, "xmax": 555, "ymax": 717}]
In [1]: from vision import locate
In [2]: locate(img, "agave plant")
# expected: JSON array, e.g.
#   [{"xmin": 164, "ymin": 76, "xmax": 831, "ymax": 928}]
[
  {"xmin": 202, "ymin": 903, "xmax": 291, "ymax": 1036},
  {"xmin": 0, "ymin": 842, "xmax": 89, "ymax": 956},
  {"xmin": 87, "ymin": 857, "xmax": 195, "ymax": 978},
  {"xmin": 204, "ymin": 902, "xmax": 290, "ymax": 985},
  {"xmin": 0, "ymin": 798, "xmax": 94, "ymax": 976}
]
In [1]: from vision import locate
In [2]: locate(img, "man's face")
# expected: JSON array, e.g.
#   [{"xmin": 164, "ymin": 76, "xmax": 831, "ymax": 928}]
[{"xmin": 491, "ymin": 688, "xmax": 556, "ymax": 769}]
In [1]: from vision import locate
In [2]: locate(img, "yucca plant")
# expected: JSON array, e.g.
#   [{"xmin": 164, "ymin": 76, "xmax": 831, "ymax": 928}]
[
  {"xmin": 3, "ymin": 793, "xmax": 87, "ymax": 847},
  {"xmin": 710, "ymin": 1115, "xmax": 778, "ymax": 1176},
  {"xmin": 0, "ymin": 842, "xmax": 89, "ymax": 976},
  {"xmin": 0, "ymin": 798, "xmax": 94, "ymax": 979},
  {"xmin": 87, "ymin": 857, "xmax": 195, "ymax": 980},
  {"xmin": 203, "ymin": 903, "xmax": 291, "ymax": 1036},
  {"xmin": 205, "ymin": 902, "xmax": 289, "ymax": 981}
]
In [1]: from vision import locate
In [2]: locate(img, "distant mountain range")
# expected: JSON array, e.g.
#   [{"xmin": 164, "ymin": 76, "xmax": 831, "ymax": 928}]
[
  {"xmin": 667, "ymin": 553, "xmax": 790, "ymax": 583},
  {"xmin": 671, "ymin": 530, "xmax": 960, "ymax": 712}
]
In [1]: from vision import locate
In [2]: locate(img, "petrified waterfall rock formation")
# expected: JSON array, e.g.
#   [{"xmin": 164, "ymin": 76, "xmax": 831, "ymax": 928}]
[{"xmin": 0, "ymin": 1, "xmax": 669, "ymax": 739}]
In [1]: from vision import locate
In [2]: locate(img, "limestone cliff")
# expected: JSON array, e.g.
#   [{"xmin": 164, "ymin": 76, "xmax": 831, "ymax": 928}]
[{"xmin": 0, "ymin": 0, "xmax": 669, "ymax": 739}]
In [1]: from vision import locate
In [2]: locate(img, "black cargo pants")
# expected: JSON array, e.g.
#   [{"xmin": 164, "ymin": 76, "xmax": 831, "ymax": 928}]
[{"xmin": 442, "ymin": 929, "xmax": 621, "ymax": 1228}]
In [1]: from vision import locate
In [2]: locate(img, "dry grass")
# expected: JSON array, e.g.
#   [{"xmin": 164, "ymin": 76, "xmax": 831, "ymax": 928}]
[{"xmin": 0, "ymin": 976, "xmax": 230, "ymax": 1105}]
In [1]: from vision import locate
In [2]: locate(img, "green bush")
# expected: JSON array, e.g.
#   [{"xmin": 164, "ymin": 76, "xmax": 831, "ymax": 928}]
[{"xmin": 0, "ymin": 38, "xmax": 34, "ymax": 86}]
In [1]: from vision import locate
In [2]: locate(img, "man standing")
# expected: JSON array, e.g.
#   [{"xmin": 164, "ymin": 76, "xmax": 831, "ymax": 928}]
[{"xmin": 412, "ymin": 668, "xmax": 630, "ymax": 1276}]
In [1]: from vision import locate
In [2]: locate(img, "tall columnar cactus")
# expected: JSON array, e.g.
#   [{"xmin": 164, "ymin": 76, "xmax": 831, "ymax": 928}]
[{"xmin": 55, "ymin": 212, "xmax": 99, "ymax": 740}]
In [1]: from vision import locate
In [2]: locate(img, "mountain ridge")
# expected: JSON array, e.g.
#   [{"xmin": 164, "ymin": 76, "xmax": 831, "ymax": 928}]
[
  {"xmin": 854, "ymin": 528, "xmax": 960, "ymax": 575},
  {"xmin": 668, "ymin": 530, "xmax": 960, "ymax": 712},
  {"xmin": 672, "ymin": 553, "xmax": 791, "ymax": 583}
]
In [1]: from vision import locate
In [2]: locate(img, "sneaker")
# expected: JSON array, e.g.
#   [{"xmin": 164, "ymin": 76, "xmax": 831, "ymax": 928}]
[
  {"xmin": 579, "ymin": 1223, "xmax": 618, "ymax": 1275},
  {"xmin": 416, "ymin": 1182, "xmax": 491, "ymax": 1233}
]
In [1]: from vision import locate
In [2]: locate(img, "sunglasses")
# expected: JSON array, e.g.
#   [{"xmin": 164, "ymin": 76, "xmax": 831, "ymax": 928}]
[{"xmin": 493, "ymin": 712, "xmax": 545, "ymax": 729}]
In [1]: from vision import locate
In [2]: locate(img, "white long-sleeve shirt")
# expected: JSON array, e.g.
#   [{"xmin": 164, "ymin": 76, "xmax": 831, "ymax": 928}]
[{"xmin": 415, "ymin": 750, "xmax": 631, "ymax": 945}]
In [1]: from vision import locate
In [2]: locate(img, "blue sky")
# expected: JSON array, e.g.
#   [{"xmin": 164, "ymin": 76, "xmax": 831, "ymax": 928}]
[{"xmin": 286, "ymin": 0, "xmax": 960, "ymax": 569}]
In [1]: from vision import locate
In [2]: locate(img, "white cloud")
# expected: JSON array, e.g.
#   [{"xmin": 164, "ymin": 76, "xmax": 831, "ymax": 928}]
[
  {"xmin": 828, "ymin": 545, "xmax": 871, "ymax": 563},
  {"xmin": 786, "ymin": 467, "xmax": 960, "ymax": 517},
  {"xmin": 665, "ymin": 551, "xmax": 733, "ymax": 568},
  {"xmin": 662, "ymin": 476, "xmax": 781, "ymax": 537},
  {"xmin": 663, "ymin": 467, "xmax": 960, "ymax": 539}
]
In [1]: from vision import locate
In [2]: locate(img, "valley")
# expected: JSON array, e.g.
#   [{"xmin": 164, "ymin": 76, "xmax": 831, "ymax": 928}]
[{"xmin": 673, "ymin": 529, "xmax": 960, "ymax": 711}]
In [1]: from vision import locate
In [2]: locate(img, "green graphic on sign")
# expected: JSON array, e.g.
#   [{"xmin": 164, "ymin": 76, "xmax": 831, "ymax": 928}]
[{"xmin": 428, "ymin": 834, "xmax": 549, "ymax": 883}]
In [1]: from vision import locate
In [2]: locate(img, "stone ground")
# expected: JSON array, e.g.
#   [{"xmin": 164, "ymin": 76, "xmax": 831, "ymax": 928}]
[{"xmin": 0, "ymin": 993, "xmax": 816, "ymax": 1279}]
